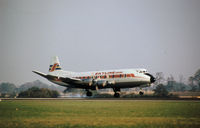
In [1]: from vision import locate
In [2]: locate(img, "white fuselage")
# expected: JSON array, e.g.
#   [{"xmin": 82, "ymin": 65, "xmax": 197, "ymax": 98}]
[{"xmin": 48, "ymin": 68, "xmax": 152, "ymax": 89}]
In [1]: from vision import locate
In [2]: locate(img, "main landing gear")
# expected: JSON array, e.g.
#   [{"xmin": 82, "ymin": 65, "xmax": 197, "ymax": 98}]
[
  {"xmin": 113, "ymin": 88, "xmax": 120, "ymax": 98},
  {"xmin": 86, "ymin": 89, "xmax": 92, "ymax": 97},
  {"xmin": 85, "ymin": 88, "xmax": 121, "ymax": 98},
  {"xmin": 139, "ymin": 91, "xmax": 144, "ymax": 96},
  {"xmin": 114, "ymin": 92, "xmax": 120, "ymax": 98}
]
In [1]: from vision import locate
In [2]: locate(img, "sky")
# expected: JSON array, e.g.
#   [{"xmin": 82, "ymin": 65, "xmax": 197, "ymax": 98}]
[{"xmin": 0, "ymin": 0, "xmax": 200, "ymax": 85}]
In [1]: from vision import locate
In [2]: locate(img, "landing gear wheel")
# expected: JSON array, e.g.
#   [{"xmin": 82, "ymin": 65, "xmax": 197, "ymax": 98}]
[
  {"xmin": 114, "ymin": 92, "xmax": 120, "ymax": 98},
  {"xmin": 139, "ymin": 91, "xmax": 144, "ymax": 96},
  {"xmin": 86, "ymin": 91, "xmax": 92, "ymax": 97},
  {"xmin": 113, "ymin": 88, "xmax": 121, "ymax": 98}
]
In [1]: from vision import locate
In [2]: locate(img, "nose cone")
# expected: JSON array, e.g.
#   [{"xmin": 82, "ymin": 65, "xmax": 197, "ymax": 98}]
[
  {"xmin": 145, "ymin": 73, "xmax": 156, "ymax": 83},
  {"xmin": 150, "ymin": 75, "xmax": 156, "ymax": 83}
]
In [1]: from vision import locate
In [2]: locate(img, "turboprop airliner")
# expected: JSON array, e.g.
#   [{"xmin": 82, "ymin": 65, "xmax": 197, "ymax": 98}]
[{"xmin": 33, "ymin": 56, "xmax": 155, "ymax": 97}]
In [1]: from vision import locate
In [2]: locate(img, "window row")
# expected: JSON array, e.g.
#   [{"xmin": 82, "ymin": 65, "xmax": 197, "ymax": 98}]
[{"xmin": 75, "ymin": 73, "xmax": 135, "ymax": 79}]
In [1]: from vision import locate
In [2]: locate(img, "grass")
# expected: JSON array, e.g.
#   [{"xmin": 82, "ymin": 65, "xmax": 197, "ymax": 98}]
[{"xmin": 0, "ymin": 99, "xmax": 200, "ymax": 128}]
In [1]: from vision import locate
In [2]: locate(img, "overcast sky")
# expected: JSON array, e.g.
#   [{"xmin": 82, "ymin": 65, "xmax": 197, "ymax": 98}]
[{"xmin": 0, "ymin": 0, "xmax": 200, "ymax": 85}]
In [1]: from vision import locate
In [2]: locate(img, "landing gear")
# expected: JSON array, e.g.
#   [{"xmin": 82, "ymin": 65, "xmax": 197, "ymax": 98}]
[
  {"xmin": 113, "ymin": 88, "xmax": 120, "ymax": 98},
  {"xmin": 86, "ymin": 90, "xmax": 92, "ymax": 97},
  {"xmin": 139, "ymin": 91, "xmax": 144, "ymax": 96},
  {"xmin": 114, "ymin": 92, "xmax": 120, "ymax": 98}
]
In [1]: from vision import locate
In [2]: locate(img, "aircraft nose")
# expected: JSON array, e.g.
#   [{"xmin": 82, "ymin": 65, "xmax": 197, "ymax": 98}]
[
  {"xmin": 150, "ymin": 76, "xmax": 156, "ymax": 83},
  {"xmin": 145, "ymin": 73, "xmax": 156, "ymax": 83}
]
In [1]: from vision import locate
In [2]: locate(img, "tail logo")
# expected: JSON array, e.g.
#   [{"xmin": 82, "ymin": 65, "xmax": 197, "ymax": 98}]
[{"xmin": 49, "ymin": 63, "xmax": 61, "ymax": 72}]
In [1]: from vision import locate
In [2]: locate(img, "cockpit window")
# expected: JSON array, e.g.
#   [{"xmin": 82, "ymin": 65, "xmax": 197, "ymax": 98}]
[{"xmin": 138, "ymin": 70, "xmax": 147, "ymax": 73}]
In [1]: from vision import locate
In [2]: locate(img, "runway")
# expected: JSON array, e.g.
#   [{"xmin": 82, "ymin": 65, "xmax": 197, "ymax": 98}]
[{"xmin": 1, "ymin": 97, "xmax": 200, "ymax": 101}]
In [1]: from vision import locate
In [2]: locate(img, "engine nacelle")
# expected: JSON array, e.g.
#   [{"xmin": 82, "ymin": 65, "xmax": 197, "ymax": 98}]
[
  {"xmin": 82, "ymin": 79, "xmax": 93, "ymax": 86},
  {"xmin": 107, "ymin": 80, "xmax": 115, "ymax": 85},
  {"xmin": 96, "ymin": 80, "xmax": 107, "ymax": 87},
  {"xmin": 82, "ymin": 79, "xmax": 115, "ymax": 87}
]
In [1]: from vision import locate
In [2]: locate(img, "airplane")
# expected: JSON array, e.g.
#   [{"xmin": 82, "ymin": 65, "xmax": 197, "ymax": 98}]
[{"xmin": 33, "ymin": 56, "xmax": 156, "ymax": 97}]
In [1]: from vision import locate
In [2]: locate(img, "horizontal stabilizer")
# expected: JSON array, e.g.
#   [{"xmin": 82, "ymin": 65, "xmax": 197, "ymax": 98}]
[
  {"xmin": 33, "ymin": 70, "xmax": 81, "ymax": 84},
  {"xmin": 32, "ymin": 70, "xmax": 47, "ymax": 78}
]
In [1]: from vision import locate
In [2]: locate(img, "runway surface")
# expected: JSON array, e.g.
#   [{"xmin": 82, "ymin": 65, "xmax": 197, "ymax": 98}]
[{"xmin": 1, "ymin": 97, "xmax": 200, "ymax": 101}]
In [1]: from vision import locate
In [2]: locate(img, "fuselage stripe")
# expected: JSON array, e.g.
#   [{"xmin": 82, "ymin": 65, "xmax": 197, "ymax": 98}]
[{"xmin": 74, "ymin": 73, "xmax": 137, "ymax": 80}]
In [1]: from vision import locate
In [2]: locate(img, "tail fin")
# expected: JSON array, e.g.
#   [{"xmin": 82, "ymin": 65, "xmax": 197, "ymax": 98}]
[{"xmin": 49, "ymin": 56, "xmax": 62, "ymax": 72}]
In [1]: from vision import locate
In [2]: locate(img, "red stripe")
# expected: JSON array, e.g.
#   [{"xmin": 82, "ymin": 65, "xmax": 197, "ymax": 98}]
[
  {"xmin": 75, "ymin": 73, "xmax": 137, "ymax": 79},
  {"xmin": 131, "ymin": 74, "xmax": 135, "ymax": 77},
  {"xmin": 50, "ymin": 63, "xmax": 58, "ymax": 72}
]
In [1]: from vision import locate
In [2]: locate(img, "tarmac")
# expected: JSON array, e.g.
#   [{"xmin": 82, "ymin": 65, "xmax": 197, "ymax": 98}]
[{"xmin": 1, "ymin": 97, "xmax": 200, "ymax": 101}]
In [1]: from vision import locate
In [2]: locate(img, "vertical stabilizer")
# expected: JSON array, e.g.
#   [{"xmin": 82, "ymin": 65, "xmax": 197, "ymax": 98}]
[{"xmin": 49, "ymin": 56, "xmax": 62, "ymax": 72}]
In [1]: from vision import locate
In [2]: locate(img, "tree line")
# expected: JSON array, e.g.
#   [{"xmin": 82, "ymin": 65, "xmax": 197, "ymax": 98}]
[
  {"xmin": 0, "ymin": 80, "xmax": 62, "ymax": 98},
  {"xmin": 18, "ymin": 87, "xmax": 59, "ymax": 98},
  {"xmin": 151, "ymin": 69, "xmax": 200, "ymax": 97}
]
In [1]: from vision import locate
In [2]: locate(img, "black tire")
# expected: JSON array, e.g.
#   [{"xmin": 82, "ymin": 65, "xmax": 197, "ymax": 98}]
[
  {"xmin": 86, "ymin": 91, "xmax": 92, "ymax": 97},
  {"xmin": 114, "ymin": 92, "xmax": 120, "ymax": 98},
  {"xmin": 139, "ymin": 91, "xmax": 144, "ymax": 96}
]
